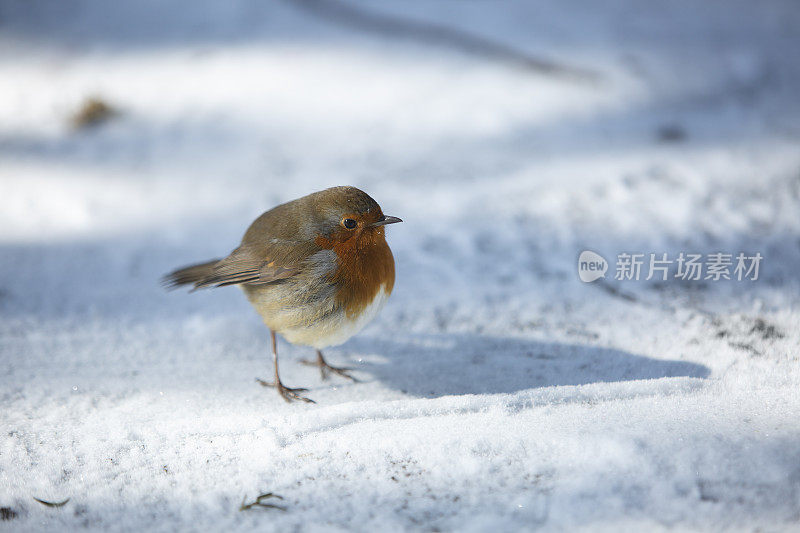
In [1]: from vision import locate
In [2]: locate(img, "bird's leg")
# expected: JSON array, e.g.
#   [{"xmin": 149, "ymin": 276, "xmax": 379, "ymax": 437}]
[
  {"xmin": 257, "ymin": 330, "xmax": 314, "ymax": 403},
  {"xmin": 300, "ymin": 350, "xmax": 359, "ymax": 382}
]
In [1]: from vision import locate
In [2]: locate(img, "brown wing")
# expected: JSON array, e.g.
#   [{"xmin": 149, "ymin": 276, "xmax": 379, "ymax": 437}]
[
  {"xmin": 192, "ymin": 245, "xmax": 299, "ymax": 289},
  {"xmin": 163, "ymin": 242, "xmax": 304, "ymax": 291},
  {"xmin": 164, "ymin": 194, "xmax": 325, "ymax": 291}
]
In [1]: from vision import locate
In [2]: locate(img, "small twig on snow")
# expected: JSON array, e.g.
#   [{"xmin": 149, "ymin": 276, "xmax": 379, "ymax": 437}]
[
  {"xmin": 239, "ymin": 493, "xmax": 287, "ymax": 512},
  {"xmin": 32, "ymin": 497, "xmax": 70, "ymax": 508},
  {"xmin": 289, "ymin": 0, "xmax": 600, "ymax": 82}
]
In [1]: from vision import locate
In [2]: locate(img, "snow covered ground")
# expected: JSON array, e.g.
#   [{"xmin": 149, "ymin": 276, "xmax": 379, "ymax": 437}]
[{"xmin": 2, "ymin": 0, "xmax": 800, "ymax": 530}]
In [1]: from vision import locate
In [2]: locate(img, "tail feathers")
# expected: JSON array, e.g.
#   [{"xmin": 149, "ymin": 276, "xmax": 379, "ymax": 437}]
[{"xmin": 162, "ymin": 259, "xmax": 222, "ymax": 291}]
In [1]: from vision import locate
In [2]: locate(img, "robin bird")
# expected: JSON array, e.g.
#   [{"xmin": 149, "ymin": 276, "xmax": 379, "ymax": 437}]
[{"xmin": 163, "ymin": 186, "xmax": 401, "ymax": 403}]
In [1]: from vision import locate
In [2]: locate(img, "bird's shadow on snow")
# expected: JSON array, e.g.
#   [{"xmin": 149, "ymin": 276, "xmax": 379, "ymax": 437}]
[{"xmin": 347, "ymin": 333, "xmax": 709, "ymax": 397}]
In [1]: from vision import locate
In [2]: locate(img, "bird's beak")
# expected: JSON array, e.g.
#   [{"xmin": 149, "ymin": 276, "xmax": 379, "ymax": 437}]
[{"xmin": 370, "ymin": 215, "xmax": 403, "ymax": 227}]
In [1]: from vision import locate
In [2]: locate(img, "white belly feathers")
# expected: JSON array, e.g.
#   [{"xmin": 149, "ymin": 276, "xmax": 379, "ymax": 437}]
[{"xmin": 281, "ymin": 285, "xmax": 391, "ymax": 349}]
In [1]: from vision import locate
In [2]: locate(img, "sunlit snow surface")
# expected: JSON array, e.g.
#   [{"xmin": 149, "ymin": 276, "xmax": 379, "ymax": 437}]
[{"xmin": 1, "ymin": 0, "xmax": 800, "ymax": 530}]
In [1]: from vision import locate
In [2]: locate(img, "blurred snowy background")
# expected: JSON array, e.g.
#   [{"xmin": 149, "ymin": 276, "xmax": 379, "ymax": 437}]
[{"xmin": 1, "ymin": 0, "xmax": 800, "ymax": 530}]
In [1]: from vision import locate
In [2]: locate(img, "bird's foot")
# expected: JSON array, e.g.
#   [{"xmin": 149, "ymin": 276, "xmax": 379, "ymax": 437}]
[
  {"xmin": 256, "ymin": 378, "xmax": 315, "ymax": 403},
  {"xmin": 300, "ymin": 352, "xmax": 359, "ymax": 382}
]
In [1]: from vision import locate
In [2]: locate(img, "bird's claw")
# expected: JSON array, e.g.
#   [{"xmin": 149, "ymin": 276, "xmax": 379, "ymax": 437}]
[
  {"xmin": 300, "ymin": 358, "xmax": 359, "ymax": 382},
  {"xmin": 256, "ymin": 378, "xmax": 315, "ymax": 403}
]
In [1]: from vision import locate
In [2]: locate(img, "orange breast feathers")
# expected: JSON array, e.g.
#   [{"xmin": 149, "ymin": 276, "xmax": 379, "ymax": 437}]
[{"xmin": 315, "ymin": 225, "xmax": 395, "ymax": 319}]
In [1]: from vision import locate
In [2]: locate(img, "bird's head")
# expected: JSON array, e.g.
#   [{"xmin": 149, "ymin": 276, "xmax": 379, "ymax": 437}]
[{"xmin": 311, "ymin": 186, "xmax": 402, "ymax": 247}]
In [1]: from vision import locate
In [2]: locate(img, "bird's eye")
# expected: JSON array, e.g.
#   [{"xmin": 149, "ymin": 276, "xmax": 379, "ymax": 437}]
[{"xmin": 342, "ymin": 218, "xmax": 357, "ymax": 229}]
